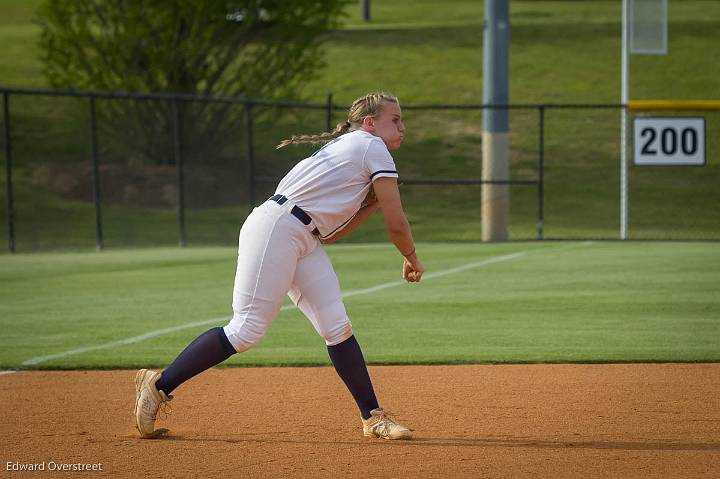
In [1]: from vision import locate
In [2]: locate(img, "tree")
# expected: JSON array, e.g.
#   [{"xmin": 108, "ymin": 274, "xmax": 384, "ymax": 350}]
[{"xmin": 36, "ymin": 0, "xmax": 347, "ymax": 165}]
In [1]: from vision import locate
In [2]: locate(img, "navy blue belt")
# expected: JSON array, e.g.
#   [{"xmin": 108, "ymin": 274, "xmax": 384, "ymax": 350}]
[{"xmin": 270, "ymin": 195, "xmax": 320, "ymax": 235}]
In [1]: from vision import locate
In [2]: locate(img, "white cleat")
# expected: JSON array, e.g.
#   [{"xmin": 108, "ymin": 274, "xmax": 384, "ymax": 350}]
[
  {"xmin": 133, "ymin": 369, "xmax": 172, "ymax": 438},
  {"xmin": 362, "ymin": 408, "xmax": 413, "ymax": 440}
]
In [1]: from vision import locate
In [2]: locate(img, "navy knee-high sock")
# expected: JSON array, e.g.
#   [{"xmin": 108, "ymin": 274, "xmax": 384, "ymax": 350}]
[
  {"xmin": 155, "ymin": 327, "xmax": 236, "ymax": 396},
  {"xmin": 327, "ymin": 335, "xmax": 379, "ymax": 420}
]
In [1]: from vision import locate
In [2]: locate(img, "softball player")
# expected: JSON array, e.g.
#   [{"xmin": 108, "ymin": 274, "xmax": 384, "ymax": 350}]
[{"xmin": 134, "ymin": 92, "xmax": 424, "ymax": 440}]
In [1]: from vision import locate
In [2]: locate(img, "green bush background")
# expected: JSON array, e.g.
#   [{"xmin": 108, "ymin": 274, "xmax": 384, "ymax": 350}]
[{"xmin": 0, "ymin": 0, "xmax": 719, "ymax": 251}]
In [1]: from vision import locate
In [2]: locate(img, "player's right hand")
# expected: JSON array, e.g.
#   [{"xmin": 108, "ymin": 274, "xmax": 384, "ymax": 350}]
[{"xmin": 402, "ymin": 254, "xmax": 424, "ymax": 283}]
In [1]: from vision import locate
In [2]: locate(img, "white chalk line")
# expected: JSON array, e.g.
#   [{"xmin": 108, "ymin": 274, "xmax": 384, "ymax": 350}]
[
  {"xmin": 21, "ymin": 242, "xmax": 592, "ymax": 367},
  {"xmin": 0, "ymin": 370, "xmax": 18, "ymax": 376}
]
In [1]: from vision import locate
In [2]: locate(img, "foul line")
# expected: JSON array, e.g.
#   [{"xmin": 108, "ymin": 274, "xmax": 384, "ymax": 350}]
[
  {"xmin": 341, "ymin": 251, "xmax": 527, "ymax": 298},
  {"xmin": 21, "ymin": 243, "xmax": 591, "ymax": 367}
]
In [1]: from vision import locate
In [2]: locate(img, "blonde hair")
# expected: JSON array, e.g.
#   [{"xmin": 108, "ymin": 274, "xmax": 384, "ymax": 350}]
[{"xmin": 276, "ymin": 92, "xmax": 399, "ymax": 149}]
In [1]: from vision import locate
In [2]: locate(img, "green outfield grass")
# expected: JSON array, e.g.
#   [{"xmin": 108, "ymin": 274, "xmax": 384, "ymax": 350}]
[{"xmin": 1, "ymin": 241, "xmax": 718, "ymax": 369}]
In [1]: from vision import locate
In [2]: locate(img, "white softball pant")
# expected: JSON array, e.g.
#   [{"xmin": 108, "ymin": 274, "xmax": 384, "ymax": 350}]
[{"xmin": 223, "ymin": 199, "xmax": 353, "ymax": 352}]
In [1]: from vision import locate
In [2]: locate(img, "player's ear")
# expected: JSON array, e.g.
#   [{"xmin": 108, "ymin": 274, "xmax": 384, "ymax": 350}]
[{"xmin": 361, "ymin": 115, "xmax": 375, "ymax": 132}]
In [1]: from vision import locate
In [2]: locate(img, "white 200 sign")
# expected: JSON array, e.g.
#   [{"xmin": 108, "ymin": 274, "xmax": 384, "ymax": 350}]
[{"xmin": 633, "ymin": 117, "xmax": 705, "ymax": 166}]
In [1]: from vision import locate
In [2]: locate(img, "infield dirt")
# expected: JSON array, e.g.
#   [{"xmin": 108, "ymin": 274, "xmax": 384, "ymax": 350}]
[{"xmin": 1, "ymin": 364, "xmax": 718, "ymax": 478}]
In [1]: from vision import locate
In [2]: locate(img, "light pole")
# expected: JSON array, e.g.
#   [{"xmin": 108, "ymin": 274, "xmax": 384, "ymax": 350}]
[{"xmin": 481, "ymin": 0, "xmax": 510, "ymax": 241}]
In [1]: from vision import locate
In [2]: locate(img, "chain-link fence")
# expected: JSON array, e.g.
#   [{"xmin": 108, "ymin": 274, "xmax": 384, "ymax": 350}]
[{"xmin": 1, "ymin": 87, "xmax": 718, "ymax": 252}]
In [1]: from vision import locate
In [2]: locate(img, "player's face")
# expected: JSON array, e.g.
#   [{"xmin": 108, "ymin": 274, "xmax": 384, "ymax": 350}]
[{"xmin": 365, "ymin": 101, "xmax": 405, "ymax": 150}]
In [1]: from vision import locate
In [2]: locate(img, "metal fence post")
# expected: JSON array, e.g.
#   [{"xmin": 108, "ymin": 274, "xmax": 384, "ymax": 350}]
[
  {"xmin": 88, "ymin": 95, "xmax": 104, "ymax": 251},
  {"xmin": 326, "ymin": 92, "xmax": 333, "ymax": 131},
  {"xmin": 172, "ymin": 99, "xmax": 187, "ymax": 247},
  {"xmin": 3, "ymin": 92, "xmax": 14, "ymax": 253},
  {"xmin": 537, "ymin": 105, "xmax": 545, "ymax": 240},
  {"xmin": 245, "ymin": 102, "xmax": 255, "ymax": 208}
]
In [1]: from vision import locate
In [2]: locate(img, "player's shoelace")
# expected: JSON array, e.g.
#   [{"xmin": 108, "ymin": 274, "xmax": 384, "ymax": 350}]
[
  {"xmin": 156, "ymin": 401, "xmax": 172, "ymax": 420},
  {"xmin": 371, "ymin": 410, "xmax": 411, "ymax": 434}
]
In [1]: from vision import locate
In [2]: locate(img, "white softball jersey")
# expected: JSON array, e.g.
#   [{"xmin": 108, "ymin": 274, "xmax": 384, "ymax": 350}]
[
  {"xmin": 223, "ymin": 130, "xmax": 399, "ymax": 352},
  {"xmin": 276, "ymin": 130, "xmax": 399, "ymax": 238}
]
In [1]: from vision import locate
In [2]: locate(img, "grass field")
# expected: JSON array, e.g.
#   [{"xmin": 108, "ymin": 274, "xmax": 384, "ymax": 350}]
[{"xmin": 1, "ymin": 241, "xmax": 718, "ymax": 369}]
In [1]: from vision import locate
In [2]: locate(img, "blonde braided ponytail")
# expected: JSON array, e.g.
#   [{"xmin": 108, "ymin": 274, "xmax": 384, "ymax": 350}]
[
  {"xmin": 276, "ymin": 92, "xmax": 399, "ymax": 149},
  {"xmin": 276, "ymin": 120, "xmax": 352, "ymax": 149}
]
